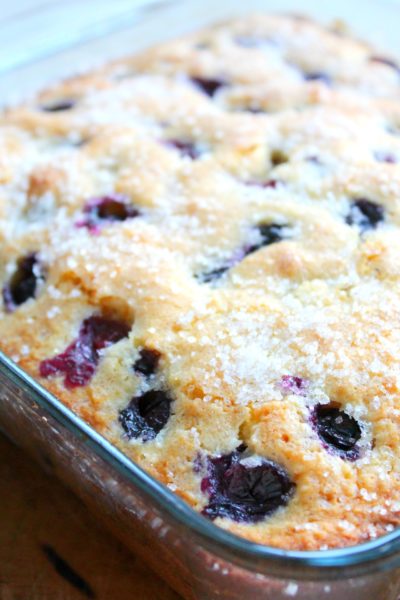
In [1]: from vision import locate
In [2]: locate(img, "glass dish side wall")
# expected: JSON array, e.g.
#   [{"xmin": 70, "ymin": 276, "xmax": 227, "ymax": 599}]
[{"xmin": 1, "ymin": 358, "xmax": 400, "ymax": 600}]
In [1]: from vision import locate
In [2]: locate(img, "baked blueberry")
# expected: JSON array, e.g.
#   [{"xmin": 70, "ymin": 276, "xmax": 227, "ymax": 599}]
[
  {"xmin": 197, "ymin": 246, "xmax": 249, "ymax": 283},
  {"xmin": 201, "ymin": 447, "xmax": 294, "ymax": 522},
  {"xmin": 312, "ymin": 403, "xmax": 362, "ymax": 460},
  {"xmin": 119, "ymin": 390, "xmax": 172, "ymax": 442},
  {"xmin": 304, "ymin": 72, "xmax": 332, "ymax": 85},
  {"xmin": 40, "ymin": 99, "xmax": 76, "ymax": 112},
  {"xmin": 78, "ymin": 195, "xmax": 139, "ymax": 232},
  {"xmin": 199, "ymin": 222, "xmax": 289, "ymax": 282},
  {"xmin": 191, "ymin": 77, "xmax": 226, "ymax": 97},
  {"xmin": 3, "ymin": 253, "xmax": 43, "ymax": 312},
  {"xmin": 346, "ymin": 199, "xmax": 385, "ymax": 232},
  {"xmin": 40, "ymin": 316, "xmax": 129, "ymax": 388},
  {"xmin": 133, "ymin": 348, "xmax": 161, "ymax": 376},
  {"xmin": 246, "ymin": 223, "xmax": 287, "ymax": 255},
  {"xmin": 199, "ymin": 265, "xmax": 230, "ymax": 283},
  {"xmin": 165, "ymin": 139, "xmax": 201, "ymax": 159}
]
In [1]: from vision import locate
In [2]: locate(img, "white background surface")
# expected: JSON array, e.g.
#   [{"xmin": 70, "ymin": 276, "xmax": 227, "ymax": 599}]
[
  {"xmin": 0, "ymin": 0, "xmax": 152, "ymax": 73},
  {"xmin": 2, "ymin": 0, "xmax": 400, "ymax": 75}
]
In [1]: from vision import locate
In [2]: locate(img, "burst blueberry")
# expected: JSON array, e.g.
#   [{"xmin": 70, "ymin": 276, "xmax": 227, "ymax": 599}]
[
  {"xmin": 40, "ymin": 316, "xmax": 130, "ymax": 388},
  {"xmin": 197, "ymin": 246, "xmax": 248, "ymax": 283},
  {"xmin": 133, "ymin": 348, "xmax": 161, "ymax": 376},
  {"xmin": 40, "ymin": 99, "xmax": 76, "ymax": 112},
  {"xmin": 78, "ymin": 195, "xmax": 140, "ymax": 232},
  {"xmin": 304, "ymin": 72, "xmax": 332, "ymax": 85},
  {"xmin": 246, "ymin": 223, "xmax": 286, "ymax": 255},
  {"xmin": 312, "ymin": 403, "xmax": 362, "ymax": 460},
  {"xmin": 165, "ymin": 139, "xmax": 200, "ymax": 159},
  {"xmin": 198, "ymin": 221, "xmax": 288, "ymax": 283},
  {"xmin": 199, "ymin": 265, "xmax": 230, "ymax": 283},
  {"xmin": 346, "ymin": 199, "xmax": 385, "ymax": 232},
  {"xmin": 119, "ymin": 390, "xmax": 172, "ymax": 442},
  {"xmin": 191, "ymin": 77, "xmax": 226, "ymax": 97},
  {"xmin": 3, "ymin": 253, "xmax": 43, "ymax": 312},
  {"xmin": 201, "ymin": 446, "xmax": 294, "ymax": 522}
]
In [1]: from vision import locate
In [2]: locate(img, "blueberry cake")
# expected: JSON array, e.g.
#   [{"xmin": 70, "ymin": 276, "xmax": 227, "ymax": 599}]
[{"xmin": 1, "ymin": 13, "xmax": 400, "ymax": 551}]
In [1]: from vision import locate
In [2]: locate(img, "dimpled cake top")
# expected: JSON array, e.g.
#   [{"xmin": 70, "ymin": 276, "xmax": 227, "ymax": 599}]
[{"xmin": 1, "ymin": 12, "xmax": 400, "ymax": 551}]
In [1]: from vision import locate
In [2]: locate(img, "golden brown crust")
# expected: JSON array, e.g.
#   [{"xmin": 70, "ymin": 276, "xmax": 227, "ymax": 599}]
[{"xmin": 1, "ymin": 13, "xmax": 400, "ymax": 550}]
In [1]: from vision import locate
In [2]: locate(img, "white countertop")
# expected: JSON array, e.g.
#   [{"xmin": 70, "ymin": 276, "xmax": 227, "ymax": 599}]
[{"xmin": 0, "ymin": 0, "xmax": 153, "ymax": 74}]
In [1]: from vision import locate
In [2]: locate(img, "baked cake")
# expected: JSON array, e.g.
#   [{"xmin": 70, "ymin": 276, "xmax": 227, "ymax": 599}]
[{"xmin": 1, "ymin": 13, "xmax": 400, "ymax": 551}]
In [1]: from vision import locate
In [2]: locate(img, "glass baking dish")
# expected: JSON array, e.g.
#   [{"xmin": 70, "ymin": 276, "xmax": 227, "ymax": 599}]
[{"xmin": 1, "ymin": 1, "xmax": 400, "ymax": 598}]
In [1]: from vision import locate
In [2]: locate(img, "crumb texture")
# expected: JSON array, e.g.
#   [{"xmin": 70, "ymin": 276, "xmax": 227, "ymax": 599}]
[{"xmin": 1, "ymin": 13, "xmax": 400, "ymax": 550}]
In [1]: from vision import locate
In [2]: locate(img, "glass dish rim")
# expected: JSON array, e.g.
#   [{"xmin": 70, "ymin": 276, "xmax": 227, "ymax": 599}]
[{"xmin": 2, "ymin": 349, "xmax": 400, "ymax": 578}]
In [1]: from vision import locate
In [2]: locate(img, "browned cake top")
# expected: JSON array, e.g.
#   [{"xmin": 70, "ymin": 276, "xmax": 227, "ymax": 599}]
[{"xmin": 1, "ymin": 13, "xmax": 400, "ymax": 550}]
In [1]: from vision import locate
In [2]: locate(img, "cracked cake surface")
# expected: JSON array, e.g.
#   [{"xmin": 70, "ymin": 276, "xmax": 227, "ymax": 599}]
[{"xmin": 1, "ymin": 13, "xmax": 400, "ymax": 550}]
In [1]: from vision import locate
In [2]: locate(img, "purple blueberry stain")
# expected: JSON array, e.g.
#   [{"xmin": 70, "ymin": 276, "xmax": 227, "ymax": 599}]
[
  {"xmin": 245, "ymin": 179, "xmax": 283, "ymax": 189},
  {"xmin": 3, "ymin": 253, "xmax": 44, "ymax": 312},
  {"xmin": 39, "ymin": 315, "xmax": 130, "ymax": 388},
  {"xmin": 374, "ymin": 150, "xmax": 397, "ymax": 164},
  {"xmin": 280, "ymin": 375, "xmax": 308, "ymax": 396},
  {"xmin": 77, "ymin": 195, "xmax": 140, "ymax": 233},
  {"xmin": 346, "ymin": 199, "xmax": 385, "ymax": 232},
  {"xmin": 133, "ymin": 348, "xmax": 161, "ymax": 377},
  {"xmin": 311, "ymin": 403, "xmax": 362, "ymax": 461},
  {"xmin": 201, "ymin": 446, "xmax": 295, "ymax": 523},
  {"xmin": 119, "ymin": 390, "xmax": 172, "ymax": 442},
  {"xmin": 193, "ymin": 452, "xmax": 206, "ymax": 474},
  {"xmin": 191, "ymin": 77, "xmax": 227, "ymax": 97},
  {"xmin": 262, "ymin": 179, "xmax": 281, "ymax": 188}
]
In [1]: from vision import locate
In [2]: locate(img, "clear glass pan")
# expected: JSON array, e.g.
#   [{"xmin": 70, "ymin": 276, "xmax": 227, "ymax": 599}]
[{"xmin": 1, "ymin": 1, "xmax": 400, "ymax": 598}]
